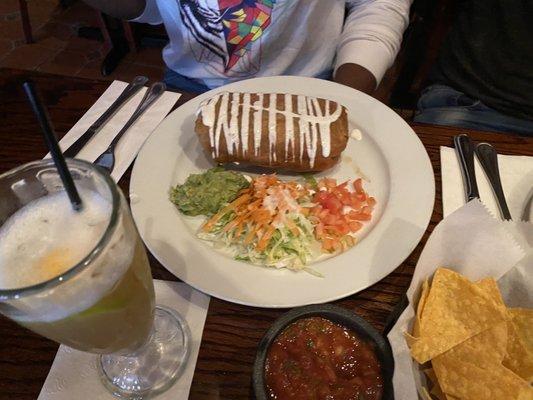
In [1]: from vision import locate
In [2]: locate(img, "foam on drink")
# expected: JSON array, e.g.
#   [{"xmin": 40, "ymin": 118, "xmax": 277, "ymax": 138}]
[
  {"xmin": 0, "ymin": 188, "xmax": 136, "ymax": 323},
  {"xmin": 0, "ymin": 189, "xmax": 111, "ymax": 289}
]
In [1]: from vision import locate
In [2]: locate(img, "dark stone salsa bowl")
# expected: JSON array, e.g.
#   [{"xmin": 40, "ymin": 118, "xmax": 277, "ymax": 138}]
[{"xmin": 252, "ymin": 304, "xmax": 394, "ymax": 400}]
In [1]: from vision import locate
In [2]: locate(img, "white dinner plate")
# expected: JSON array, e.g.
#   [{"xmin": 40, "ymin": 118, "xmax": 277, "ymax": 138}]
[{"xmin": 130, "ymin": 76, "xmax": 435, "ymax": 308}]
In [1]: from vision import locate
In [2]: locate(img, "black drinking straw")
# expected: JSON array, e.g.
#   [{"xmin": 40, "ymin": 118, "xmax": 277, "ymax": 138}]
[{"xmin": 23, "ymin": 81, "xmax": 83, "ymax": 211}]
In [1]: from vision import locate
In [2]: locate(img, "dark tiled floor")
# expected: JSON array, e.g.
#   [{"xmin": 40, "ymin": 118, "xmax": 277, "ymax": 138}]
[{"xmin": 0, "ymin": 0, "xmax": 165, "ymax": 82}]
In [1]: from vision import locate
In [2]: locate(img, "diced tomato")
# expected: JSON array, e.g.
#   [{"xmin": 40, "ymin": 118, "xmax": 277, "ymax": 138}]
[
  {"xmin": 312, "ymin": 177, "xmax": 375, "ymax": 251},
  {"xmin": 356, "ymin": 192, "xmax": 367, "ymax": 202},
  {"xmin": 338, "ymin": 192, "xmax": 351, "ymax": 206},
  {"xmin": 323, "ymin": 195, "xmax": 343, "ymax": 213},
  {"xmin": 348, "ymin": 211, "xmax": 371, "ymax": 221},
  {"xmin": 349, "ymin": 221, "xmax": 363, "ymax": 231},
  {"xmin": 324, "ymin": 178, "xmax": 337, "ymax": 189},
  {"xmin": 336, "ymin": 181, "xmax": 349, "ymax": 191},
  {"xmin": 314, "ymin": 191, "xmax": 329, "ymax": 203},
  {"xmin": 353, "ymin": 178, "xmax": 364, "ymax": 194},
  {"xmin": 315, "ymin": 222, "xmax": 324, "ymax": 237},
  {"xmin": 349, "ymin": 193, "xmax": 363, "ymax": 209},
  {"xmin": 324, "ymin": 213, "xmax": 339, "ymax": 226},
  {"xmin": 337, "ymin": 224, "xmax": 350, "ymax": 235},
  {"xmin": 322, "ymin": 238, "xmax": 334, "ymax": 251},
  {"xmin": 316, "ymin": 209, "xmax": 328, "ymax": 220}
]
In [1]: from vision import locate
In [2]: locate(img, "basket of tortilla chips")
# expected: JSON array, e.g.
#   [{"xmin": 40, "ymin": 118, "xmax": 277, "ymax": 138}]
[
  {"xmin": 406, "ymin": 267, "xmax": 532, "ymax": 400},
  {"xmin": 386, "ymin": 201, "xmax": 532, "ymax": 400}
]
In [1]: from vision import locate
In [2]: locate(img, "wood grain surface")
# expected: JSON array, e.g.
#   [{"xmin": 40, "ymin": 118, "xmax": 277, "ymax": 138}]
[{"xmin": 0, "ymin": 68, "xmax": 531, "ymax": 400}]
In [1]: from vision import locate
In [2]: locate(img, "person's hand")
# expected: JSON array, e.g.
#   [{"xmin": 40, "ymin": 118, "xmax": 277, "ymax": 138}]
[{"xmin": 334, "ymin": 63, "xmax": 377, "ymax": 95}]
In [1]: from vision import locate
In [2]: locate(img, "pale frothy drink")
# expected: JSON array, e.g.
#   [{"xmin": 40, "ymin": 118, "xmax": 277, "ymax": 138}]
[
  {"xmin": 0, "ymin": 159, "xmax": 188, "ymax": 398},
  {"xmin": 0, "ymin": 188, "xmax": 155, "ymax": 354}
]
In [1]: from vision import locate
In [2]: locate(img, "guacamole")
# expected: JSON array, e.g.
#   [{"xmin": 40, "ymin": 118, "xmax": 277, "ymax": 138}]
[{"xmin": 170, "ymin": 167, "xmax": 249, "ymax": 216}]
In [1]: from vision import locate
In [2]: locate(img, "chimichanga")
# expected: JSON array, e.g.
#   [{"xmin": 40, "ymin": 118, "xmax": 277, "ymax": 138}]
[{"xmin": 195, "ymin": 92, "xmax": 349, "ymax": 172}]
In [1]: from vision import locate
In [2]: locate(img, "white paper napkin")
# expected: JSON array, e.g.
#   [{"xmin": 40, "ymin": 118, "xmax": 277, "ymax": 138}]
[
  {"xmin": 38, "ymin": 280, "xmax": 210, "ymax": 400},
  {"xmin": 53, "ymin": 81, "xmax": 180, "ymax": 181},
  {"xmin": 440, "ymin": 145, "xmax": 533, "ymax": 305},
  {"xmin": 440, "ymin": 146, "xmax": 533, "ymax": 221},
  {"xmin": 387, "ymin": 201, "xmax": 527, "ymax": 400}
]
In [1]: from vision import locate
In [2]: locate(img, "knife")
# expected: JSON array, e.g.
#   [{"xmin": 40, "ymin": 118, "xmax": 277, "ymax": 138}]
[
  {"xmin": 475, "ymin": 142, "xmax": 512, "ymax": 220},
  {"xmin": 63, "ymin": 75, "xmax": 149, "ymax": 158},
  {"xmin": 454, "ymin": 134, "xmax": 480, "ymax": 202}
]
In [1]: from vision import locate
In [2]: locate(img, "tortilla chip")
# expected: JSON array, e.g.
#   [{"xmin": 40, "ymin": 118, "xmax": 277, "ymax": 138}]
[
  {"xmin": 476, "ymin": 277, "xmax": 505, "ymax": 306},
  {"xmin": 413, "ymin": 279, "xmax": 431, "ymax": 337},
  {"xmin": 504, "ymin": 309, "xmax": 533, "ymax": 382},
  {"xmin": 519, "ymin": 388, "xmax": 533, "ymax": 400},
  {"xmin": 444, "ymin": 321, "xmax": 508, "ymax": 366},
  {"xmin": 510, "ymin": 308, "xmax": 533, "ymax": 351},
  {"xmin": 418, "ymin": 279, "xmax": 431, "ymax": 316},
  {"xmin": 404, "ymin": 331, "xmax": 418, "ymax": 348},
  {"xmin": 433, "ymin": 352, "xmax": 532, "ymax": 400},
  {"xmin": 410, "ymin": 268, "xmax": 507, "ymax": 363}
]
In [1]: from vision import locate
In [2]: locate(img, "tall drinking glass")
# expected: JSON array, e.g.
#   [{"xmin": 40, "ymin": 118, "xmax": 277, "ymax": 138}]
[{"xmin": 0, "ymin": 159, "xmax": 189, "ymax": 398}]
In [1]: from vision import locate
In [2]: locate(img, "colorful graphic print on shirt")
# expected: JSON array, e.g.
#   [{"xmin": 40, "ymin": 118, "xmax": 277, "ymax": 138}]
[{"xmin": 178, "ymin": 0, "xmax": 277, "ymax": 76}]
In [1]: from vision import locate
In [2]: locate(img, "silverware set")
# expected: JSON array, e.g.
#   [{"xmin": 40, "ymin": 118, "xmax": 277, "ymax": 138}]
[
  {"xmin": 65, "ymin": 76, "xmax": 166, "ymax": 174},
  {"xmin": 454, "ymin": 133, "xmax": 512, "ymax": 220}
]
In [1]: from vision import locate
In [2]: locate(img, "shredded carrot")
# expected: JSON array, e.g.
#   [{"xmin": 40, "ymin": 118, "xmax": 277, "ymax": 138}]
[
  {"xmin": 202, "ymin": 193, "xmax": 251, "ymax": 232},
  {"xmin": 256, "ymin": 225, "xmax": 275, "ymax": 251},
  {"xmin": 201, "ymin": 175, "xmax": 310, "ymax": 251}
]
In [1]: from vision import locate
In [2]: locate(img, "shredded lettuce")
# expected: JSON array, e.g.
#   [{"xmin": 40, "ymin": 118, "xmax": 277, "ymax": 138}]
[
  {"xmin": 302, "ymin": 174, "xmax": 318, "ymax": 190},
  {"xmin": 198, "ymin": 212, "xmax": 321, "ymax": 274}
]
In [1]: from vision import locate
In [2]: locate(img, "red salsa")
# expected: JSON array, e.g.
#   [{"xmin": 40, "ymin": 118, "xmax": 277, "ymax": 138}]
[{"xmin": 264, "ymin": 317, "xmax": 383, "ymax": 400}]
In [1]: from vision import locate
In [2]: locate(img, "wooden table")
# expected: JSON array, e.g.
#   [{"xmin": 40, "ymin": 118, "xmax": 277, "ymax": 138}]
[{"xmin": 0, "ymin": 68, "xmax": 531, "ymax": 400}]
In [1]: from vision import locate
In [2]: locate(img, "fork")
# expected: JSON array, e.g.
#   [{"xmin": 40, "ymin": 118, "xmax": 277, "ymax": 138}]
[{"xmin": 94, "ymin": 82, "xmax": 166, "ymax": 173}]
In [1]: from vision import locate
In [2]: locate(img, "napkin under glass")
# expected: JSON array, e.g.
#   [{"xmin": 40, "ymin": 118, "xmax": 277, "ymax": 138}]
[{"xmin": 38, "ymin": 280, "xmax": 210, "ymax": 400}]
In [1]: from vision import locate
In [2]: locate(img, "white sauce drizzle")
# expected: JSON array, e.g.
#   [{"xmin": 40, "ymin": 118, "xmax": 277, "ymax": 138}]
[
  {"xmin": 252, "ymin": 94, "xmax": 263, "ymax": 156},
  {"xmin": 284, "ymin": 93, "xmax": 294, "ymax": 160},
  {"xmin": 213, "ymin": 92, "xmax": 230, "ymax": 158},
  {"xmin": 297, "ymin": 95, "xmax": 308, "ymax": 164},
  {"xmin": 268, "ymin": 93, "xmax": 277, "ymax": 163},
  {"xmin": 351, "ymin": 128, "xmax": 363, "ymax": 141},
  {"xmin": 240, "ymin": 93, "xmax": 251, "ymax": 157},
  {"xmin": 225, "ymin": 92, "xmax": 240, "ymax": 155},
  {"xmin": 198, "ymin": 92, "xmax": 342, "ymax": 168},
  {"xmin": 201, "ymin": 96, "xmax": 218, "ymax": 158},
  {"xmin": 306, "ymin": 97, "xmax": 319, "ymax": 169},
  {"xmin": 318, "ymin": 100, "xmax": 331, "ymax": 157}
]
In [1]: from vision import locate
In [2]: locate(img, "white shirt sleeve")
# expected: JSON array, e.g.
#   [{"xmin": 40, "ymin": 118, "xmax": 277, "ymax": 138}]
[
  {"xmin": 130, "ymin": 0, "xmax": 163, "ymax": 25},
  {"xmin": 335, "ymin": 0, "xmax": 412, "ymax": 84}
]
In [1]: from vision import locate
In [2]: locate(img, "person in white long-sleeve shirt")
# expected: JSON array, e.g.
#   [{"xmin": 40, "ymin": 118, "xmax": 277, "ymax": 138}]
[{"xmin": 83, "ymin": 0, "xmax": 411, "ymax": 93}]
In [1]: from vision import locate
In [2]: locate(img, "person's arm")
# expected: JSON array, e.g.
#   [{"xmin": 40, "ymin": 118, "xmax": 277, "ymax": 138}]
[
  {"xmin": 333, "ymin": 0, "xmax": 412, "ymax": 94},
  {"xmin": 82, "ymin": 0, "xmax": 146, "ymax": 20}
]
